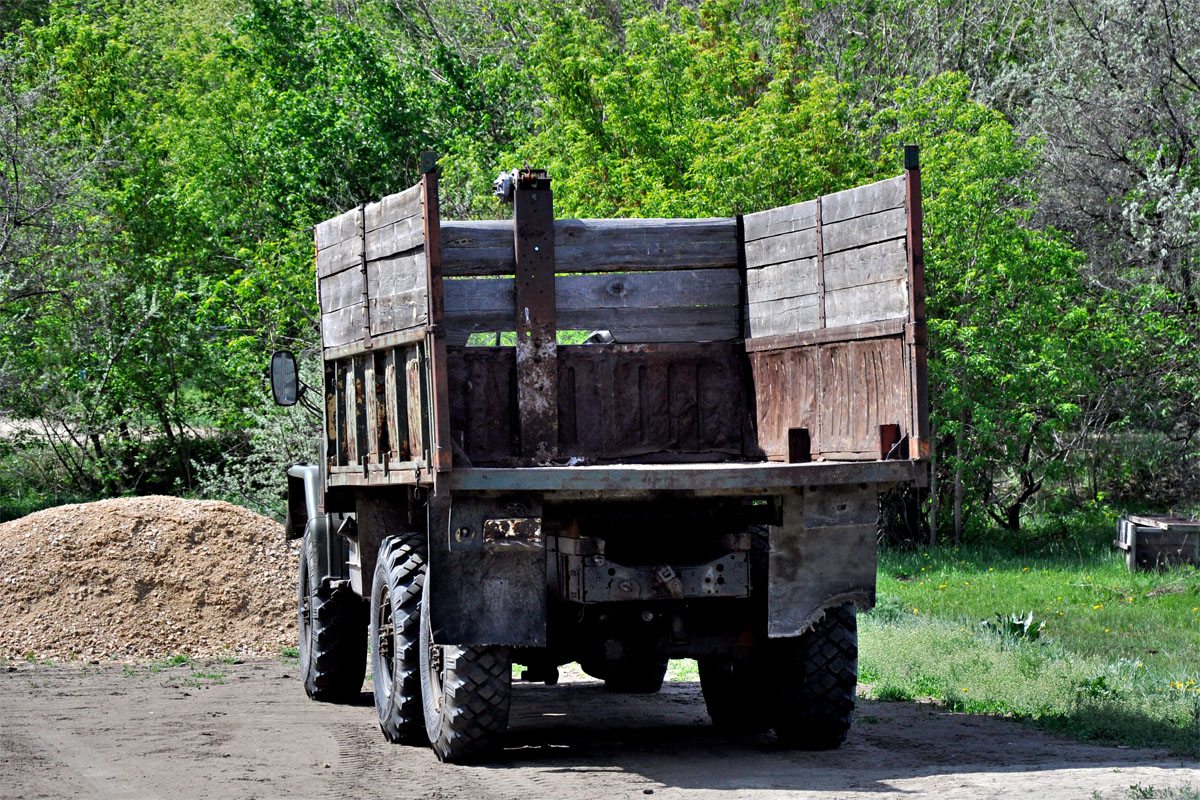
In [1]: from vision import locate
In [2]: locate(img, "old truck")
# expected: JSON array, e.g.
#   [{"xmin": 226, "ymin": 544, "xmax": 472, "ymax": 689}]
[{"xmin": 269, "ymin": 148, "xmax": 930, "ymax": 762}]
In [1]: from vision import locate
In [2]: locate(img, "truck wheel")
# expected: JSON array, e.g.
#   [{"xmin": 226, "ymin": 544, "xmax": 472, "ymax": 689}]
[
  {"xmin": 767, "ymin": 603, "xmax": 858, "ymax": 749},
  {"xmin": 298, "ymin": 528, "xmax": 367, "ymax": 703},
  {"xmin": 370, "ymin": 535, "xmax": 426, "ymax": 743},
  {"xmin": 419, "ymin": 584, "xmax": 512, "ymax": 762},
  {"xmin": 697, "ymin": 656, "xmax": 768, "ymax": 730}
]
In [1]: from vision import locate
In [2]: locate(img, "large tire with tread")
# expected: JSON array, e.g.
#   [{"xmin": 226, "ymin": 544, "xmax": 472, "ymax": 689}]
[
  {"xmin": 298, "ymin": 528, "xmax": 367, "ymax": 703},
  {"xmin": 697, "ymin": 656, "xmax": 768, "ymax": 730},
  {"xmin": 419, "ymin": 586, "xmax": 512, "ymax": 762},
  {"xmin": 766, "ymin": 603, "xmax": 858, "ymax": 749},
  {"xmin": 370, "ymin": 534, "xmax": 426, "ymax": 743}
]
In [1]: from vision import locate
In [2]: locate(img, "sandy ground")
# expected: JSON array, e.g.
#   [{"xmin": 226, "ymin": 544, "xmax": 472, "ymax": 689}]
[{"xmin": 2, "ymin": 660, "xmax": 1196, "ymax": 800}]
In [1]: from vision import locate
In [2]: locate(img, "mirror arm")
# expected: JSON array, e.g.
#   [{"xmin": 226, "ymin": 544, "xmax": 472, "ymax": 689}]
[{"xmin": 296, "ymin": 382, "xmax": 322, "ymax": 418}]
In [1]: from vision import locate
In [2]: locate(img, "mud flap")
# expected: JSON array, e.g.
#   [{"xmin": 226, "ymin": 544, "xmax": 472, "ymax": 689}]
[
  {"xmin": 425, "ymin": 491, "xmax": 547, "ymax": 647},
  {"xmin": 767, "ymin": 485, "xmax": 878, "ymax": 638}
]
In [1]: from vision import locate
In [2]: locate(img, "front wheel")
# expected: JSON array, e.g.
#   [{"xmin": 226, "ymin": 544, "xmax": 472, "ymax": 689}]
[
  {"xmin": 298, "ymin": 527, "xmax": 367, "ymax": 703},
  {"xmin": 419, "ymin": 585, "xmax": 512, "ymax": 762}
]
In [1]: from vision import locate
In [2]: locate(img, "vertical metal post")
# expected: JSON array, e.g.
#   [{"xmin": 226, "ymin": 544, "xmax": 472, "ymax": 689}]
[
  {"xmin": 904, "ymin": 144, "xmax": 931, "ymax": 461},
  {"xmin": 420, "ymin": 152, "xmax": 453, "ymax": 478},
  {"xmin": 513, "ymin": 171, "xmax": 558, "ymax": 462}
]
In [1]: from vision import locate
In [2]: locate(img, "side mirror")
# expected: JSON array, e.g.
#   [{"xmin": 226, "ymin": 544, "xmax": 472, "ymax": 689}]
[{"xmin": 270, "ymin": 350, "xmax": 299, "ymax": 406}]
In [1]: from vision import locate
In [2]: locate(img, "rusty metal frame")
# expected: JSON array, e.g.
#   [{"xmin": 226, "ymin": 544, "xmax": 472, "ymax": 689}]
[
  {"xmin": 904, "ymin": 144, "xmax": 930, "ymax": 461},
  {"xmin": 512, "ymin": 171, "xmax": 558, "ymax": 462},
  {"xmin": 421, "ymin": 153, "xmax": 453, "ymax": 478}
]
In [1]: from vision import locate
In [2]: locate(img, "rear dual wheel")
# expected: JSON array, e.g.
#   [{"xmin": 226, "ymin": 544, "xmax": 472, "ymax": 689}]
[
  {"xmin": 698, "ymin": 603, "xmax": 858, "ymax": 749},
  {"xmin": 370, "ymin": 534, "xmax": 512, "ymax": 762}
]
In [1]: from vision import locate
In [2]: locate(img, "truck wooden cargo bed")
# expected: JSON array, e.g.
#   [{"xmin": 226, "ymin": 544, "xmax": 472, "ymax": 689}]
[{"xmin": 313, "ymin": 151, "xmax": 928, "ymax": 494}]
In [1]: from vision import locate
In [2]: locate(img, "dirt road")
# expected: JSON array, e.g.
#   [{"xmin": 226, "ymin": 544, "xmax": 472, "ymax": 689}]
[{"xmin": 2, "ymin": 659, "xmax": 1195, "ymax": 800}]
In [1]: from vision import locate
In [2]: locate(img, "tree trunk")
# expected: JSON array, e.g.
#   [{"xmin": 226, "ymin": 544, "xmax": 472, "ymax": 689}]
[
  {"xmin": 928, "ymin": 433, "xmax": 939, "ymax": 548},
  {"xmin": 953, "ymin": 405, "xmax": 965, "ymax": 546}
]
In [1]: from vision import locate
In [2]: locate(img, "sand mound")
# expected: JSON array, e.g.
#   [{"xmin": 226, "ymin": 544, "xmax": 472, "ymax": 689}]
[{"xmin": 0, "ymin": 496, "xmax": 298, "ymax": 661}]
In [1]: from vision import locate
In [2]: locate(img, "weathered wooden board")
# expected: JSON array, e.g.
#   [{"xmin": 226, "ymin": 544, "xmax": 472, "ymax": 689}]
[
  {"xmin": 745, "ymin": 294, "xmax": 820, "ymax": 339},
  {"xmin": 446, "ymin": 346, "xmax": 516, "ymax": 464},
  {"xmin": 315, "ymin": 207, "xmax": 359, "ymax": 251},
  {"xmin": 322, "ymin": 303, "xmax": 367, "ymax": 349},
  {"xmin": 443, "ymin": 269, "xmax": 740, "ymax": 343},
  {"xmin": 824, "ymin": 277, "xmax": 908, "ymax": 329},
  {"xmin": 444, "ymin": 343, "xmax": 745, "ymax": 464},
  {"xmin": 319, "ymin": 266, "xmax": 365, "ymax": 314},
  {"xmin": 316, "ymin": 236, "xmax": 361, "ymax": 278},
  {"xmin": 823, "ymin": 237, "xmax": 907, "ymax": 292},
  {"xmin": 365, "ymin": 214, "xmax": 424, "ymax": 261},
  {"xmin": 822, "ymin": 207, "xmax": 906, "ymax": 255},
  {"xmin": 744, "ymin": 226, "xmax": 819, "ymax": 269},
  {"xmin": 818, "ymin": 338, "xmax": 907, "ymax": 455},
  {"xmin": 820, "ymin": 176, "xmax": 905, "ymax": 224},
  {"xmin": 441, "ymin": 218, "xmax": 738, "ymax": 277},
  {"xmin": 745, "ymin": 258, "xmax": 819, "ymax": 305},
  {"xmin": 364, "ymin": 183, "xmax": 421, "ymax": 233},
  {"xmin": 366, "ymin": 251, "xmax": 429, "ymax": 336},
  {"xmin": 748, "ymin": 347, "xmax": 819, "ymax": 461},
  {"xmin": 743, "ymin": 200, "xmax": 818, "ymax": 242}
]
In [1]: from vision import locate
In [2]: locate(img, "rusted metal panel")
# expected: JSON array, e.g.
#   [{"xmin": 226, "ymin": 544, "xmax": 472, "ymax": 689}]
[
  {"xmin": 768, "ymin": 487, "xmax": 878, "ymax": 638},
  {"xmin": 426, "ymin": 491, "xmax": 547, "ymax": 646},
  {"xmin": 905, "ymin": 145, "xmax": 931, "ymax": 461},
  {"xmin": 448, "ymin": 460, "xmax": 921, "ymax": 493},
  {"xmin": 512, "ymin": 172, "xmax": 558, "ymax": 462}
]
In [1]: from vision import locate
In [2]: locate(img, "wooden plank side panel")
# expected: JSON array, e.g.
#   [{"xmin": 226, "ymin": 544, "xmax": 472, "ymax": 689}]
[
  {"xmin": 321, "ymin": 303, "xmax": 366, "ymax": 349},
  {"xmin": 744, "ymin": 227, "xmax": 819, "ymax": 269},
  {"xmin": 317, "ymin": 236, "xmax": 361, "ymax": 278},
  {"xmin": 822, "ymin": 208, "xmax": 906, "ymax": 255},
  {"xmin": 319, "ymin": 266, "xmax": 365, "ymax": 315},
  {"xmin": 817, "ymin": 338, "xmax": 907, "ymax": 457},
  {"xmin": 365, "ymin": 215, "xmax": 424, "ymax": 261},
  {"xmin": 446, "ymin": 347, "xmax": 515, "ymax": 465},
  {"xmin": 743, "ymin": 200, "xmax": 818, "ymax": 242},
  {"xmin": 748, "ymin": 347, "xmax": 819, "ymax": 461},
  {"xmin": 383, "ymin": 349, "xmax": 407, "ymax": 461},
  {"xmin": 745, "ymin": 258, "xmax": 818, "ymax": 305},
  {"xmin": 364, "ymin": 183, "xmax": 421, "ymax": 232},
  {"xmin": 820, "ymin": 176, "xmax": 905, "ymax": 224},
  {"xmin": 824, "ymin": 277, "xmax": 909, "ymax": 329},
  {"xmin": 315, "ymin": 207, "xmax": 359, "ymax": 251},
  {"xmin": 405, "ymin": 346, "xmax": 426, "ymax": 462},
  {"xmin": 441, "ymin": 218, "xmax": 738, "ymax": 277},
  {"xmin": 823, "ymin": 237, "xmax": 908, "ymax": 292},
  {"xmin": 745, "ymin": 294, "xmax": 820, "ymax": 339},
  {"xmin": 444, "ymin": 270, "xmax": 741, "ymax": 343}
]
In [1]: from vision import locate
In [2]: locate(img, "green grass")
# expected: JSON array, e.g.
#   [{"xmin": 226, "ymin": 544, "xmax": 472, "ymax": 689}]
[{"xmin": 862, "ymin": 531, "xmax": 1200, "ymax": 756}]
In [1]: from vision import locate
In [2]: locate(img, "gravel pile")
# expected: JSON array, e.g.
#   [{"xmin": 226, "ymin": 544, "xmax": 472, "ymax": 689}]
[{"xmin": 0, "ymin": 496, "xmax": 298, "ymax": 661}]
